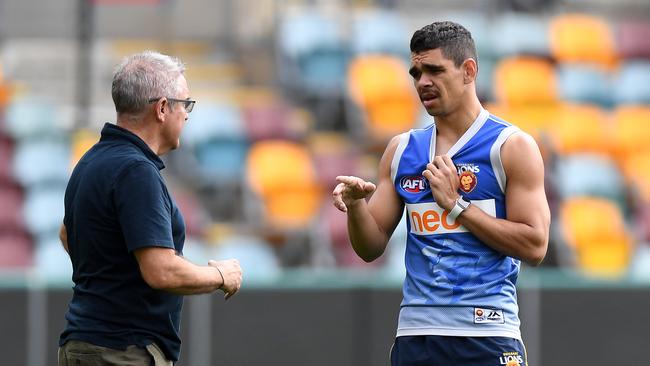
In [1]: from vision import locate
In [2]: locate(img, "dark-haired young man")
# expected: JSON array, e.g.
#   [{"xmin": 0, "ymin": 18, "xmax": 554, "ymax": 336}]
[{"xmin": 333, "ymin": 21, "xmax": 549, "ymax": 365}]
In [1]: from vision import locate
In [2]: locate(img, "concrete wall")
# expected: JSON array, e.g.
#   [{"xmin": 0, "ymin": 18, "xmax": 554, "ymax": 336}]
[{"xmin": 2, "ymin": 286, "xmax": 648, "ymax": 366}]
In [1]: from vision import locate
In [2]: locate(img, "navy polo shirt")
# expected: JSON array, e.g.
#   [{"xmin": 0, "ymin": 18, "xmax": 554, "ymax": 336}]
[{"xmin": 59, "ymin": 123, "xmax": 186, "ymax": 361}]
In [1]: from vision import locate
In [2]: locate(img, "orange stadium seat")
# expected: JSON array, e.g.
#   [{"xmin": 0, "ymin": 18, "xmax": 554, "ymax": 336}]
[
  {"xmin": 549, "ymin": 14, "xmax": 617, "ymax": 67},
  {"xmin": 547, "ymin": 104, "xmax": 611, "ymax": 155},
  {"xmin": 347, "ymin": 55, "xmax": 419, "ymax": 140},
  {"xmin": 620, "ymin": 151, "xmax": 650, "ymax": 203},
  {"xmin": 70, "ymin": 128, "xmax": 99, "ymax": 169},
  {"xmin": 560, "ymin": 197, "xmax": 632, "ymax": 276},
  {"xmin": 485, "ymin": 103, "xmax": 562, "ymax": 141},
  {"xmin": 493, "ymin": 56, "xmax": 557, "ymax": 106},
  {"xmin": 246, "ymin": 140, "xmax": 322, "ymax": 229},
  {"xmin": 610, "ymin": 105, "xmax": 650, "ymax": 163}
]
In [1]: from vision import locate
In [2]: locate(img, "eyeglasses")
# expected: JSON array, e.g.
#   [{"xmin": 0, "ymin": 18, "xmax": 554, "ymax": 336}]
[{"xmin": 148, "ymin": 97, "xmax": 196, "ymax": 113}]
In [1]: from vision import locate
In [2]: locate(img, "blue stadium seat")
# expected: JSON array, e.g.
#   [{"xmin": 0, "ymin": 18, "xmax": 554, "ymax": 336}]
[
  {"xmin": 12, "ymin": 137, "xmax": 70, "ymax": 187},
  {"xmin": 557, "ymin": 64, "xmax": 612, "ymax": 106},
  {"xmin": 181, "ymin": 102, "xmax": 248, "ymax": 183},
  {"xmin": 555, "ymin": 153, "xmax": 628, "ymax": 212},
  {"xmin": 613, "ymin": 61, "xmax": 650, "ymax": 105},
  {"xmin": 491, "ymin": 13, "xmax": 550, "ymax": 57},
  {"xmin": 351, "ymin": 9, "xmax": 409, "ymax": 58},
  {"xmin": 180, "ymin": 237, "xmax": 210, "ymax": 265},
  {"xmin": 278, "ymin": 11, "xmax": 349, "ymax": 95},
  {"xmin": 5, "ymin": 99, "xmax": 64, "ymax": 139},
  {"xmin": 23, "ymin": 185, "xmax": 66, "ymax": 238},
  {"xmin": 206, "ymin": 234, "xmax": 281, "ymax": 282},
  {"xmin": 34, "ymin": 237, "xmax": 72, "ymax": 280}
]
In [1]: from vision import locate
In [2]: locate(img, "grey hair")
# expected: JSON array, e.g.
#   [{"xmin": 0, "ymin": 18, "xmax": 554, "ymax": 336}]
[{"xmin": 111, "ymin": 50, "xmax": 186, "ymax": 115}]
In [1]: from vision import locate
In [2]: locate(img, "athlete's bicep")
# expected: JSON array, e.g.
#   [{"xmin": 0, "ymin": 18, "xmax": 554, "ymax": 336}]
[
  {"xmin": 502, "ymin": 132, "xmax": 550, "ymax": 238},
  {"xmin": 367, "ymin": 135, "xmax": 405, "ymax": 238}
]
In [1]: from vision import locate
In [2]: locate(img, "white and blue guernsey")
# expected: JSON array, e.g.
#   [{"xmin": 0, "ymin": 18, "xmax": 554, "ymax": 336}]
[{"xmin": 391, "ymin": 109, "xmax": 522, "ymax": 340}]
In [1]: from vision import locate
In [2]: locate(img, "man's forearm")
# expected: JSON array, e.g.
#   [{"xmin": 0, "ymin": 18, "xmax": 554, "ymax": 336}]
[
  {"xmin": 346, "ymin": 200, "xmax": 391, "ymax": 262},
  {"xmin": 457, "ymin": 206, "xmax": 548, "ymax": 266}
]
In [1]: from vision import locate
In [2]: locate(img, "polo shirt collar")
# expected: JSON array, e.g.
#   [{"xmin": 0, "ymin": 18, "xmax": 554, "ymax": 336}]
[{"xmin": 100, "ymin": 123, "xmax": 165, "ymax": 170}]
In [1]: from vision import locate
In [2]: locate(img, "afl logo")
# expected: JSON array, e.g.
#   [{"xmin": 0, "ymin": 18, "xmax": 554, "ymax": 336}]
[
  {"xmin": 400, "ymin": 176, "xmax": 427, "ymax": 193},
  {"xmin": 459, "ymin": 171, "xmax": 477, "ymax": 193}
]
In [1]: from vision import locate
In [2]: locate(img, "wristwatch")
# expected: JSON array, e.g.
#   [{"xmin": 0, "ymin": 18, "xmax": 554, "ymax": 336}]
[{"xmin": 447, "ymin": 196, "xmax": 471, "ymax": 221}]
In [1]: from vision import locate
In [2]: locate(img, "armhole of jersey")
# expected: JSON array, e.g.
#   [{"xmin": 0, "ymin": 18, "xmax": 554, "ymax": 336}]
[
  {"xmin": 490, "ymin": 126, "xmax": 520, "ymax": 193},
  {"xmin": 390, "ymin": 132, "xmax": 410, "ymax": 184}
]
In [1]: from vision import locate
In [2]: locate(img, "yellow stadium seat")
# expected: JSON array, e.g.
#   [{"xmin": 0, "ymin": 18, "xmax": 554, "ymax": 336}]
[
  {"xmin": 246, "ymin": 140, "xmax": 322, "ymax": 229},
  {"xmin": 549, "ymin": 14, "xmax": 617, "ymax": 67},
  {"xmin": 548, "ymin": 104, "xmax": 611, "ymax": 155},
  {"xmin": 485, "ymin": 103, "xmax": 562, "ymax": 141},
  {"xmin": 560, "ymin": 197, "xmax": 632, "ymax": 276},
  {"xmin": 0, "ymin": 83, "xmax": 10, "ymax": 108},
  {"xmin": 493, "ymin": 56, "xmax": 557, "ymax": 106},
  {"xmin": 610, "ymin": 105, "xmax": 650, "ymax": 163},
  {"xmin": 71, "ymin": 129, "xmax": 100, "ymax": 169},
  {"xmin": 347, "ymin": 55, "xmax": 419, "ymax": 140},
  {"xmin": 620, "ymin": 152, "xmax": 650, "ymax": 202}
]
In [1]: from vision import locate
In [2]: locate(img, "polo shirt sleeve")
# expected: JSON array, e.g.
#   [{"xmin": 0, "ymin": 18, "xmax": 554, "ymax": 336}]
[{"xmin": 114, "ymin": 161, "xmax": 175, "ymax": 252}]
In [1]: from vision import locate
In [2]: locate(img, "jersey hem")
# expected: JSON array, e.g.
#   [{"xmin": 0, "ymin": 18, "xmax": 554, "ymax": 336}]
[{"xmin": 396, "ymin": 327, "xmax": 522, "ymax": 340}]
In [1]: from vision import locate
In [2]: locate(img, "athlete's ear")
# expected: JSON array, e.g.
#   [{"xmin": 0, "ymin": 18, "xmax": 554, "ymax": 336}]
[{"xmin": 462, "ymin": 58, "xmax": 478, "ymax": 84}]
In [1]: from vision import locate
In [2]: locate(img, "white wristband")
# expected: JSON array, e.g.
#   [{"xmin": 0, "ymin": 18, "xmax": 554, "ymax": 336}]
[{"xmin": 447, "ymin": 197, "xmax": 470, "ymax": 221}]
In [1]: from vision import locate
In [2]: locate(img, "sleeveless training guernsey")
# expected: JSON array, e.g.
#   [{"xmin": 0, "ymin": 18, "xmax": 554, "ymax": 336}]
[{"xmin": 391, "ymin": 109, "xmax": 522, "ymax": 339}]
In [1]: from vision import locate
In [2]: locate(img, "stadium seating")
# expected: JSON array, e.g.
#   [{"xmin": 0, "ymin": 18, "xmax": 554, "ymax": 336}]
[
  {"xmin": 560, "ymin": 197, "xmax": 632, "ymax": 276},
  {"xmin": 350, "ymin": 9, "xmax": 410, "ymax": 58},
  {"xmin": 620, "ymin": 151, "xmax": 650, "ymax": 203},
  {"xmin": 245, "ymin": 140, "xmax": 322, "ymax": 230},
  {"xmin": 555, "ymin": 153, "xmax": 628, "ymax": 212},
  {"xmin": 22, "ymin": 185, "xmax": 66, "ymax": 239},
  {"xmin": 610, "ymin": 105, "xmax": 650, "ymax": 163},
  {"xmin": 556, "ymin": 64, "xmax": 612, "ymax": 106},
  {"xmin": 181, "ymin": 102, "xmax": 248, "ymax": 183},
  {"xmin": 346, "ymin": 55, "xmax": 419, "ymax": 142},
  {"xmin": 70, "ymin": 128, "xmax": 99, "ymax": 169},
  {"xmin": 493, "ymin": 56, "xmax": 558, "ymax": 106},
  {"xmin": 491, "ymin": 13, "xmax": 550, "ymax": 58},
  {"xmin": 241, "ymin": 102, "xmax": 295, "ymax": 142},
  {"xmin": 33, "ymin": 237, "xmax": 71, "ymax": 278},
  {"xmin": 0, "ymin": 230, "xmax": 33, "ymax": 268},
  {"xmin": 277, "ymin": 11, "xmax": 349, "ymax": 95},
  {"xmin": 485, "ymin": 103, "xmax": 561, "ymax": 141},
  {"xmin": 307, "ymin": 131, "xmax": 363, "ymax": 191},
  {"xmin": 547, "ymin": 104, "xmax": 610, "ymax": 155},
  {"xmin": 0, "ymin": 181, "xmax": 24, "ymax": 231},
  {"xmin": 0, "ymin": 134, "xmax": 14, "ymax": 182},
  {"xmin": 12, "ymin": 137, "xmax": 70, "ymax": 188},
  {"xmin": 616, "ymin": 20, "xmax": 650, "ymax": 60},
  {"xmin": 549, "ymin": 14, "xmax": 617, "ymax": 67},
  {"xmin": 613, "ymin": 61, "xmax": 650, "ymax": 105},
  {"xmin": 206, "ymin": 234, "xmax": 281, "ymax": 281},
  {"xmin": 4, "ymin": 99, "xmax": 63, "ymax": 139}
]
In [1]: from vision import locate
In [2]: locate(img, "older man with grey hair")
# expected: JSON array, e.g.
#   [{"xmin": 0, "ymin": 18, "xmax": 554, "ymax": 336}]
[{"xmin": 57, "ymin": 51, "xmax": 243, "ymax": 365}]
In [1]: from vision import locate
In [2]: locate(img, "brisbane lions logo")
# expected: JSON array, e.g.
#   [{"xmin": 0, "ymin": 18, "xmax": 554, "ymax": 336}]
[
  {"xmin": 400, "ymin": 176, "xmax": 427, "ymax": 193},
  {"xmin": 459, "ymin": 171, "xmax": 477, "ymax": 193}
]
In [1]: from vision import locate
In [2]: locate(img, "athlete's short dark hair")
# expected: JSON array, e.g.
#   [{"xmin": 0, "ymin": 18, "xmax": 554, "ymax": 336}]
[{"xmin": 410, "ymin": 21, "xmax": 478, "ymax": 67}]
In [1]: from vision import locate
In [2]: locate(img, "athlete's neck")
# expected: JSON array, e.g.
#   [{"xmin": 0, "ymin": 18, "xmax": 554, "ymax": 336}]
[{"xmin": 435, "ymin": 98, "xmax": 483, "ymax": 140}]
